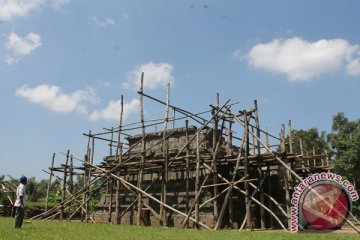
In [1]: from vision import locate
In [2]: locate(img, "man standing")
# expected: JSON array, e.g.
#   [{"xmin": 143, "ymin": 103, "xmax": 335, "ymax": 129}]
[{"xmin": 14, "ymin": 176, "xmax": 27, "ymax": 228}]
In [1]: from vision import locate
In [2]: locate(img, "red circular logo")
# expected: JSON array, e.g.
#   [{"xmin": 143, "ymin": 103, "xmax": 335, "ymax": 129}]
[{"xmin": 301, "ymin": 182, "xmax": 350, "ymax": 230}]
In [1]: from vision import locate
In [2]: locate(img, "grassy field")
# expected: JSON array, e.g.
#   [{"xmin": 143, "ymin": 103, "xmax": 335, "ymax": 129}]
[{"xmin": 0, "ymin": 217, "xmax": 359, "ymax": 240}]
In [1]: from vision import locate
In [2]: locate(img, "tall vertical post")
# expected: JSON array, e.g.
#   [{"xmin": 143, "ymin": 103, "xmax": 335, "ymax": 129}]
[
  {"xmin": 45, "ymin": 153, "xmax": 55, "ymax": 214},
  {"xmin": 283, "ymin": 167, "xmax": 291, "ymax": 230},
  {"xmin": 266, "ymin": 165, "xmax": 274, "ymax": 228},
  {"xmin": 160, "ymin": 82, "xmax": 170, "ymax": 226},
  {"xmin": 244, "ymin": 110, "xmax": 252, "ymax": 229},
  {"xmin": 280, "ymin": 124, "xmax": 286, "ymax": 152},
  {"xmin": 60, "ymin": 149, "xmax": 70, "ymax": 221},
  {"xmin": 110, "ymin": 127, "xmax": 114, "ymax": 156},
  {"xmin": 254, "ymin": 100, "xmax": 265, "ymax": 229},
  {"xmin": 185, "ymin": 120, "xmax": 190, "ymax": 228},
  {"xmin": 82, "ymin": 130, "xmax": 91, "ymax": 222},
  {"xmin": 265, "ymin": 128, "xmax": 270, "ymax": 153},
  {"xmin": 288, "ymin": 120, "xmax": 293, "ymax": 154},
  {"xmin": 115, "ymin": 95, "xmax": 124, "ymax": 224},
  {"xmin": 108, "ymin": 177, "xmax": 113, "ymax": 223},
  {"xmin": 212, "ymin": 93, "xmax": 219, "ymax": 224},
  {"xmin": 227, "ymin": 117, "xmax": 234, "ymax": 228},
  {"xmin": 137, "ymin": 72, "xmax": 146, "ymax": 226},
  {"xmin": 194, "ymin": 132, "xmax": 200, "ymax": 229}
]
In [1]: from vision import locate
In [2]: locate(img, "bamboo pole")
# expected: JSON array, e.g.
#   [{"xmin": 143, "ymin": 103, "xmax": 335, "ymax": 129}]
[
  {"xmin": 108, "ymin": 177, "xmax": 113, "ymax": 223},
  {"xmin": 115, "ymin": 95, "xmax": 124, "ymax": 224},
  {"xmin": 110, "ymin": 127, "xmax": 114, "ymax": 156},
  {"xmin": 194, "ymin": 132, "xmax": 200, "ymax": 229},
  {"xmin": 60, "ymin": 149, "xmax": 70, "ymax": 220},
  {"xmin": 266, "ymin": 165, "xmax": 274, "ymax": 228},
  {"xmin": 137, "ymin": 72, "xmax": 146, "ymax": 226},
  {"xmin": 45, "ymin": 153, "xmax": 55, "ymax": 214},
  {"xmin": 212, "ymin": 111, "xmax": 219, "ymax": 224},
  {"xmin": 160, "ymin": 82, "xmax": 170, "ymax": 226},
  {"xmin": 243, "ymin": 111, "xmax": 252, "ymax": 229},
  {"xmin": 288, "ymin": 120, "xmax": 293, "ymax": 154},
  {"xmin": 227, "ymin": 117, "xmax": 234, "ymax": 228},
  {"xmin": 283, "ymin": 167, "xmax": 291, "ymax": 230},
  {"xmin": 254, "ymin": 100, "xmax": 265, "ymax": 229},
  {"xmin": 82, "ymin": 130, "xmax": 91, "ymax": 222},
  {"xmin": 185, "ymin": 120, "xmax": 190, "ymax": 228}
]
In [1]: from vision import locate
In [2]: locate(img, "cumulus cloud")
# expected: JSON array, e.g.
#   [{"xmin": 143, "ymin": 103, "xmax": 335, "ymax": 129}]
[
  {"xmin": 347, "ymin": 58, "xmax": 360, "ymax": 76},
  {"xmin": 0, "ymin": 0, "xmax": 70, "ymax": 21},
  {"xmin": 240, "ymin": 37, "xmax": 360, "ymax": 81},
  {"xmin": 91, "ymin": 16, "xmax": 115, "ymax": 27},
  {"xmin": 90, "ymin": 98, "xmax": 140, "ymax": 121},
  {"xmin": 15, "ymin": 84, "xmax": 100, "ymax": 114},
  {"xmin": 6, "ymin": 31, "xmax": 42, "ymax": 55},
  {"xmin": 0, "ymin": 0, "xmax": 44, "ymax": 21},
  {"xmin": 4, "ymin": 31, "xmax": 42, "ymax": 65},
  {"xmin": 124, "ymin": 61, "xmax": 175, "ymax": 91}
]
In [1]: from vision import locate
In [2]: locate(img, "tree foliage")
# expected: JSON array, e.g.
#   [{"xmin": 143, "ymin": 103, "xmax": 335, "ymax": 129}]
[
  {"xmin": 289, "ymin": 128, "xmax": 330, "ymax": 155},
  {"xmin": 328, "ymin": 112, "xmax": 360, "ymax": 187}
]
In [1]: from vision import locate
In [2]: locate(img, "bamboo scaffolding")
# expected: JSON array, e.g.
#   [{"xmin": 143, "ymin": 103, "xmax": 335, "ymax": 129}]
[{"xmin": 38, "ymin": 83, "xmax": 353, "ymax": 233}]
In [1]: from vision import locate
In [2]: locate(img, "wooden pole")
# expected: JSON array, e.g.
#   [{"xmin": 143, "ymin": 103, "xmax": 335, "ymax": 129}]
[
  {"xmin": 227, "ymin": 118, "xmax": 234, "ymax": 228},
  {"xmin": 45, "ymin": 153, "xmax": 55, "ymax": 214},
  {"xmin": 280, "ymin": 124, "xmax": 286, "ymax": 152},
  {"xmin": 266, "ymin": 128, "xmax": 270, "ymax": 153},
  {"xmin": 185, "ymin": 120, "xmax": 190, "ymax": 228},
  {"xmin": 60, "ymin": 149, "xmax": 70, "ymax": 220},
  {"xmin": 212, "ymin": 100, "xmax": 219, "ymax": 225},
  {"xmin": 115, "ymin": 95, "xmax": 124, "ymax": 224},
  {"xmin": 137, "ymin": 72, "xmax": 146, "ymax": 226},
  {"xmin": 108, "ymin": 177, "xmax": 113, "ymax": 223},
  {"xmin": 195, "ymin": 132, "xmax": 200, "ymax": 229},
  {"xmin": 283, "ymin": 167, "xmax": 291, "ymax": 230},
  {"xmin": 110, "ymin": 127, "xmax": 114, "ymax": 156},
  {"xmin": 288, "ymin": 120, "xmax": 293, "ymax": 154},
  {"xmin": 243, "ymin": 111, "xmax": 252, "ymax": 229},
  {"xmin": 82, "ymin": 130, "xmax": 91, "ymax": 222},
  {"xmin": 160, "ymin": 82, "xmax": 170, "ymax": 226},
  {"xmin": 254, "ymin": 100, "xmax": 265, "ymax": 229},
  {"xmin": 266, "ymin": 165, "xmax": 274, "ymax": 228}
]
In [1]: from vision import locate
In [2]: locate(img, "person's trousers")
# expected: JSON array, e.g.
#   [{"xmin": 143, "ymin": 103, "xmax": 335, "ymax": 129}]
[{"xmin": 14, "ymin": 207, "xmax": 25, "ymax": 228}]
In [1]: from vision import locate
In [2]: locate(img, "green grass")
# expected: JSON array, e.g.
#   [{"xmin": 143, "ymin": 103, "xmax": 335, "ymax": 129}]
[{"xmin": 0, "ymin": 217, "xmax": 359, "ymax": 240}]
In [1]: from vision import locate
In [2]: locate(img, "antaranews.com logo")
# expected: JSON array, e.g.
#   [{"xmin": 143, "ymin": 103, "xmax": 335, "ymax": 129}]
[{"xmin": 290, "ymin": 172, "xmax": 359, "ymax": 232}]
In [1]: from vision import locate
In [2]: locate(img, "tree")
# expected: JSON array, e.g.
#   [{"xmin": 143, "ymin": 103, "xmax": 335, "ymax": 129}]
[
  {"xmin": 328, "ymin": 112, "xmax": 360, "ymax": 187},
  {"xmin": 287, "ymin": 128, "xmax": 330, "ymax": 155}
]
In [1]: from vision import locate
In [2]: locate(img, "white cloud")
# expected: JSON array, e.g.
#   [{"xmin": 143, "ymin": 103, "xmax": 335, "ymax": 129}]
[
  {"xmin": 0, "ymin": 0, "xmax": 44, "ymax": 21},
  {"xmin": 124, "ymin": 61, "xmax": 175, "ymax": 91},
  {"xmin": 90, "ymin": 98, "xmax": 140, "ymax": 122},
  {"xmin": 241, "ymin": 37, "xmax": 360, "ymax": 81},
  {"xmin": 15, "ymin": 84, "xmax": 100, "ymax": 114},
  {"xmin": 0, "ymin": 0, "xmax": 70, "ymax": 21},
  {"xmin": 6, "ymin": 31, "xmax": 42, "ymax": 55},
  {"xmin": 346, "ymin": 58, "xmax": 360, "ymax": 76},
  {"xmin": 4, "ymin": 55, "xmax": 19, "ymax": 65},
  {"xmin": 4, "ymin": 31, "xmax": 42, "ymax": 65},
  {"xmin": 91, "ymin": 16, "xmax": 115, "ymax": 27}
]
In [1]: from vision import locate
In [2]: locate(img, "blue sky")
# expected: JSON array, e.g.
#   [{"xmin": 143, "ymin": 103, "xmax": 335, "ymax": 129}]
[{"xmin": 1, "ymin": 0, "xmax": 360, "ymax": 180}]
